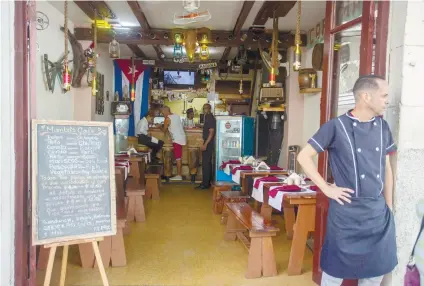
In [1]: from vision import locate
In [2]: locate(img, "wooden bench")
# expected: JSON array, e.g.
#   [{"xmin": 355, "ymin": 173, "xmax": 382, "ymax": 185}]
[
  {"xmin": 145, "ymin": 165, "xmax": 163, "ymax": 200},
  {"xmin": 224, "ymin": 202, "xmax": 279, "ymax": 279},
  {"xmin": 212, "ymin": 181, "xmax": 238, "ymax": 214},
  {"xmin": 126, "ymin": 177, "xmax": 146, "ymax": 222},
  {"xmin": 220, "ymin": 191, "xmax": 250, "ymax": 224}
]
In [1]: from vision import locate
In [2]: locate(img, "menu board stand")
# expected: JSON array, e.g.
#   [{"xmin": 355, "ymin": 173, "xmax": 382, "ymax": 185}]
[
  {"xmin": 43, "ymin": 238, "xmax": 109, "ymax": 286},
  {"xmin": 32, "ymin": 120, "xmax": 116, "ymax": 286}
]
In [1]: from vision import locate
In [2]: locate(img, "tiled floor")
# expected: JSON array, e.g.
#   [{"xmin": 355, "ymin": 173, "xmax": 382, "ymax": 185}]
[{"xmin": 36, "ymin": 184, "xmax": 315, "ymax": 286}]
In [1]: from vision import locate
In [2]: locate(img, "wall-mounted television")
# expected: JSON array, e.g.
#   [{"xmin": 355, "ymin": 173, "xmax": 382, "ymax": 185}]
[{"xmin": 163, "ymin": 70, "xmax": 195, "ymax": 86}]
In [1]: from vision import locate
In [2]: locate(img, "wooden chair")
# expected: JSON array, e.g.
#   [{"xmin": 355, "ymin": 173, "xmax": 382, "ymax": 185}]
[
  {"xmin": 224, "ymin": 202, "xmax": 279, "ymax": 279},
  {"xmin": 97, "ymin": 198, "xmax": 127, "ymax": 267},
  {"xmin": 126, "ymin": 178, "xmax": 146, "ymax": 222},
  {"xmin": 212, "ymin": 181, "xmax": 238, "ymax": 214},
  {"xmin": 219, "ymin": 191, "xmax": 250, "ymax": 224},
  {"xmin": 145, "ymin": 165, "xmax": 163, "ymax": 200}
]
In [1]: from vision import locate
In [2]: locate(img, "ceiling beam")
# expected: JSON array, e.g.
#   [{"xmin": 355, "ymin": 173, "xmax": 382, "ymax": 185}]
[
  {"xmin": 74, "ymin": 1, "xmax": 117, "ymax": 20},
  {"xmin": 127, "ymin": 44, "xmax": 147, "ymax": 58},
  {"xmin": 127, "ymin": 1, "xmax": 151, "ymax": 32},
  {"xmin": 74, "ymin": 27, "xmax": 307, "ymax": 49},
  {"xmin": 149, "ymin": 60, "xmax": 261, "ymax": 71},
  {"xmin": 74, "ymin": 1, "xmax": 149, "ymax": 60},
  {"xmin": 222, "ymin": 0, "xmax": 255, "ymax": 62},
  {"xmin": 253, "ymin": 1, "xmax": 296, "ymax": 25},
  {"xmin": 153, "ymin": 45, "xmax": 165, "ymax": 61}
]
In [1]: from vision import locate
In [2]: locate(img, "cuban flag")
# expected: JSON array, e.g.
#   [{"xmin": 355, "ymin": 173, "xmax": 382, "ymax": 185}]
[{"xmin": 114, "ymin": 59, "xmax": 151, "ymax": 136}]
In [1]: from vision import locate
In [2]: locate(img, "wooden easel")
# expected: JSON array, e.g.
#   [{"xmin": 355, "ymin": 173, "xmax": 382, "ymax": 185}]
[{"xmin": 43, "ymin": 238, "xmax": 109, "ymax": 286}]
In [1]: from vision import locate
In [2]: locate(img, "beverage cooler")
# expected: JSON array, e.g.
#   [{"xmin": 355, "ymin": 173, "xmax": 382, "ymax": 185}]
[{"xmin": 215, "ymin": 116, "xmax": 254, "ymax": 182}]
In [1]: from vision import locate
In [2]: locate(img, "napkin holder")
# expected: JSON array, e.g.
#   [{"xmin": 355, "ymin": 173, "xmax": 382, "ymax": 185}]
[{"xmin": 255, "ymin": 161, "xmax": 270, "ymax": 171}]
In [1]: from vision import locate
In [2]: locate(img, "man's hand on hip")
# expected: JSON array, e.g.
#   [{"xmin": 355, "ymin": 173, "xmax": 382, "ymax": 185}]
[{"xmin": 322, "ymin": 184, "xmax": 354, "ymax": 205}]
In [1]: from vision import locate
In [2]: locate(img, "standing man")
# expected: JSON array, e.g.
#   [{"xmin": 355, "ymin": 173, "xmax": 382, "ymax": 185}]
[
  {"xmin": 136, "ymin": 109, "xmax": 163, "ymax": 163},
  {"xmin": 196, "ymin": 103, "xmax": 216, "ymax": 189},
  {"xmin": 297, "ymin": 75, "xmax": 397, "ymax": 286},
  {"xmin": 161, "ymin": 106, "xmax": 186, "ymax": 181}
]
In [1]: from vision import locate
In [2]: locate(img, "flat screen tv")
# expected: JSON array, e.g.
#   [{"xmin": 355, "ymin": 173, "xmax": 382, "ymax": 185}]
[{"xmin": 163, "ymin": 70, "xmax": 195, "ymax": 86}]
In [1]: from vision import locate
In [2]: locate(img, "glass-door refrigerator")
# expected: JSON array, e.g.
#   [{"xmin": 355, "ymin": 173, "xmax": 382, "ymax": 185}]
[{"xmin": 215, "ymin": 116, "xmax": 254, "ymax": 182}]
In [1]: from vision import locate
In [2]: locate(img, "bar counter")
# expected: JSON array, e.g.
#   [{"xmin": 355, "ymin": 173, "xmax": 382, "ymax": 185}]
[{"xmin": 149, "ymin": 127, "xmax": 205, "ymax": 180}]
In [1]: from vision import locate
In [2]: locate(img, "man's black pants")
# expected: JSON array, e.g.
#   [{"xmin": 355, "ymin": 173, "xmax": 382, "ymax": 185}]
[
  {"xmin": 201, "ymin": 145, "xmax": 214, "ymax": 187},
  {"xmin": 138, "ymin": 134, "xmax": 164, "ymax": 159}
]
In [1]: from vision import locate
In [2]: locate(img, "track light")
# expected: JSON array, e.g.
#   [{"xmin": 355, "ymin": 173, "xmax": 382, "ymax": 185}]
[
  {"xmin": 163, "ymin": 32, "xmax": 169, "ymax": 39},
  {"xmin": 240, "ymin": 33, "xmax": 248, "ymax": 42},
  {"xmin": 228, "ymin": 34, "xmax": 234, "ymax": 40},
  {"xmin": 149, "ymin": 32, "xmax": 156, "ymax": 39}
]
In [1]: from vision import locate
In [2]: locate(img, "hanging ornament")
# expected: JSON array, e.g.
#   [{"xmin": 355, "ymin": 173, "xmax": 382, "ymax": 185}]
[
  {"xmin": 184, "ymin": 29, "xmax": 197, "ymax": 63},
  {"xmin": 292, "ymin": 0, "xmax": 302, "ymax": 71},
  {"xmin": 130, "ymin": 57, "xmax": 135, "ymax": 102},
  {"xmin": 62, "ymin": 0, "xmax": 71, "ymax": 92},
  {"xmin": 91, "ymin": 18, "xmax": 98, "ymax": 96},
  {"xmin": 109, "ymin": 37, "xmax": 120, "ymax": 58}
]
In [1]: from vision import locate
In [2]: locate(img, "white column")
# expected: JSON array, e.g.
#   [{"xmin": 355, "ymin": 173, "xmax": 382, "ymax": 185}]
[
  {"xmin": 386, "ymin": 1, "xmax": 424, "ymax": 285},
  {"xmin": 0, "ymin": 1, "xmax": 15, "ymax": 285}
]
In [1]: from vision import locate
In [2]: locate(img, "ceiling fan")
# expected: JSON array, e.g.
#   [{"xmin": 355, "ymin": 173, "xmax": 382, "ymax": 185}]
[{"xmin": 173, "ymin": 0, "xmax": 211, "ymax": 25}]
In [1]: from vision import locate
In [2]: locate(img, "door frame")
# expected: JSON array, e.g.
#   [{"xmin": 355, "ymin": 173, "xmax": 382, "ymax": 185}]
[
  {"xmin": 15, "ymin": 1, "xmax": 37, "ymax": 285},
  {"xmin": 313, "ymin": 1, "xmax": 390, "ymax": 284}
]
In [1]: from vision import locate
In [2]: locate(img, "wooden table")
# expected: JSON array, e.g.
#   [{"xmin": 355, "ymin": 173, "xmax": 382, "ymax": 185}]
[
  {"xmin": 239, "ymin": 170, "xmax": 288, "ymax": 195},
  {"xmin": 263, "ymin": 183, "xmax": 317, "ymax": 276}
]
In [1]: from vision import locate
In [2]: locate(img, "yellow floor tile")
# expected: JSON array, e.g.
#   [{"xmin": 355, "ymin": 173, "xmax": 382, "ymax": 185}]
[{"xmin": 36, "ymin": 184, "xmax": 315, "ymax": 286}]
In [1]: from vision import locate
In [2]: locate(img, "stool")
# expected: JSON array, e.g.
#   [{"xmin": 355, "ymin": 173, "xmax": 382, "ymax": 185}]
[
  {"xmin": 212, "ymin": 181, "xmax": 238, "ymax": 214},
  {"xmin": 220, "ymin": 191, "xmax": 250, "ymax": 224},
  {"xmin": 136, "ymin": 144, "xmax": 150, "ymax": 153},
  {"xmin": 162, "ymin": 145, "xmax": 174, "ymax": 178},
  {"xmin": 188, "ymin": 147, "xmax": 200, "ymax": 182}
]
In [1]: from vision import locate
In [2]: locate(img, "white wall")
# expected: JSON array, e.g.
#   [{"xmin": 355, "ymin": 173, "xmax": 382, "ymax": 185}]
[
  {"xmin": 0, "ymin": 1, "xmax": 15, "ymax": 285},
  {"xmin": 36, "ymin": 2, "xmax": 114, "ymax": 123},
  {"xmin": 91, "ymin": 44, "xmax": 114, "ymax": 122},
  {"xmin": 36, "ymin": 1, "xmax": 74, "ymax": 120}
]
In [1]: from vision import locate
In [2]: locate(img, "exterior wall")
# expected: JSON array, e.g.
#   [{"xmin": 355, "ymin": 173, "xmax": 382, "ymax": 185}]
[
  {"xmin": 0, "ymin": 1, "xmax": 15, "ymax": 285},
  {"xmin": 386, "ymin": 1, "xmax": 424, "ymax": 284},
  {"xmin": 36, "ymin": 1, "xmax": 74, "ymax": 120},
  {"xmin": 36, "ymin": 2, "xmax": 114, "ymax": 123}
]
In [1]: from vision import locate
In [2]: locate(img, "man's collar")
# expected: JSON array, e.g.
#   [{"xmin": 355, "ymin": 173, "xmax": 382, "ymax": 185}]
[{"xmin": 345, "ymin": 110, "xmax": 376, "ymax": 122}]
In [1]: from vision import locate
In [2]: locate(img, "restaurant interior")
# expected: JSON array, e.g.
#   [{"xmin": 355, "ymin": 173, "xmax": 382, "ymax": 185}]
[{"xmin": 32, "ymin": 1, "xmax": 363, "ymax": 285}]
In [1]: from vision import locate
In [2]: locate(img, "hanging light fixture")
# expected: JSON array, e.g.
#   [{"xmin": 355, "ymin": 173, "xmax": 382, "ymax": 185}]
[
  {"xmin": 198, "ymin": 31, "xmax": 210, "ymax": 61},
  {"xmin": 109, "ymin": 33, "xmax": 120, "ymax": 58},
  {"xmin": 62, "ymin": 0, "xmax": 71, "ymax": 92},
  {"xmin": 172, "ymin": 29, "xmax": 185, "ymax": 60},
  {"xmin": 292, "ymin": 0, "xmax": 302, "ymax": 71}
]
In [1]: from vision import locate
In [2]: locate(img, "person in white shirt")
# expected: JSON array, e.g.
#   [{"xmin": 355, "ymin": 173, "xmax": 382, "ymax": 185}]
[
  {"xmin": 182, "ymin": 108, "xmax": 195, "ymax": 128},
  {"xmin": 137, "ymin": 109, "xmax": 163, "ymax": 163},
  {"xmin": 161, "ymin": 106, "xmax": 186, "ymax": 181}
]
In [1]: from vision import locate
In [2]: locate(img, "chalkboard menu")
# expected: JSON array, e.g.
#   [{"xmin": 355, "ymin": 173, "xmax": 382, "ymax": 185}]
[{"xmin": 32, "ymin": 120, "xmax": 116, "ymax": 245}]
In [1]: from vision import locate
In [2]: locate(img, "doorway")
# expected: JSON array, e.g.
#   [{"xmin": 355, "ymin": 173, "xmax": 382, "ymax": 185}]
[{"xmin": 313, "ymin": 1, "xmax": 390, "ymax": 285}]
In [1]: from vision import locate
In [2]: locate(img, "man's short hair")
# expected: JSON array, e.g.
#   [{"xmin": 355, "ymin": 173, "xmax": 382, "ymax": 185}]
[
  {"xmin": 353, "ymin": 75, "xmax": 385, "ymax": 98},
  {"xmin": 186, "ymin": 108, "xmax": 194, "ymax": 114},
  {"xmin": 161, "ymin": 106, "xmax": 170, "ymax": 112}
]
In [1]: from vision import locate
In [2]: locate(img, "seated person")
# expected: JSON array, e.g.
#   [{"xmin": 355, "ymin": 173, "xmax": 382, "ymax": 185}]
[
  {"xmin": 182, "ymin": 108, "xmax": 195, "ymax": 128},
  {"xmin": 136, "ymin": 110, "xmax": 163, "ymax": 163}
]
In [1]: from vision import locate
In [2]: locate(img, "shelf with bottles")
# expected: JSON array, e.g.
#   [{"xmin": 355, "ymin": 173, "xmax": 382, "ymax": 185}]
[{"xmin": 220, "ymin": 138, "xmax": 241, "ymax": 149}]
